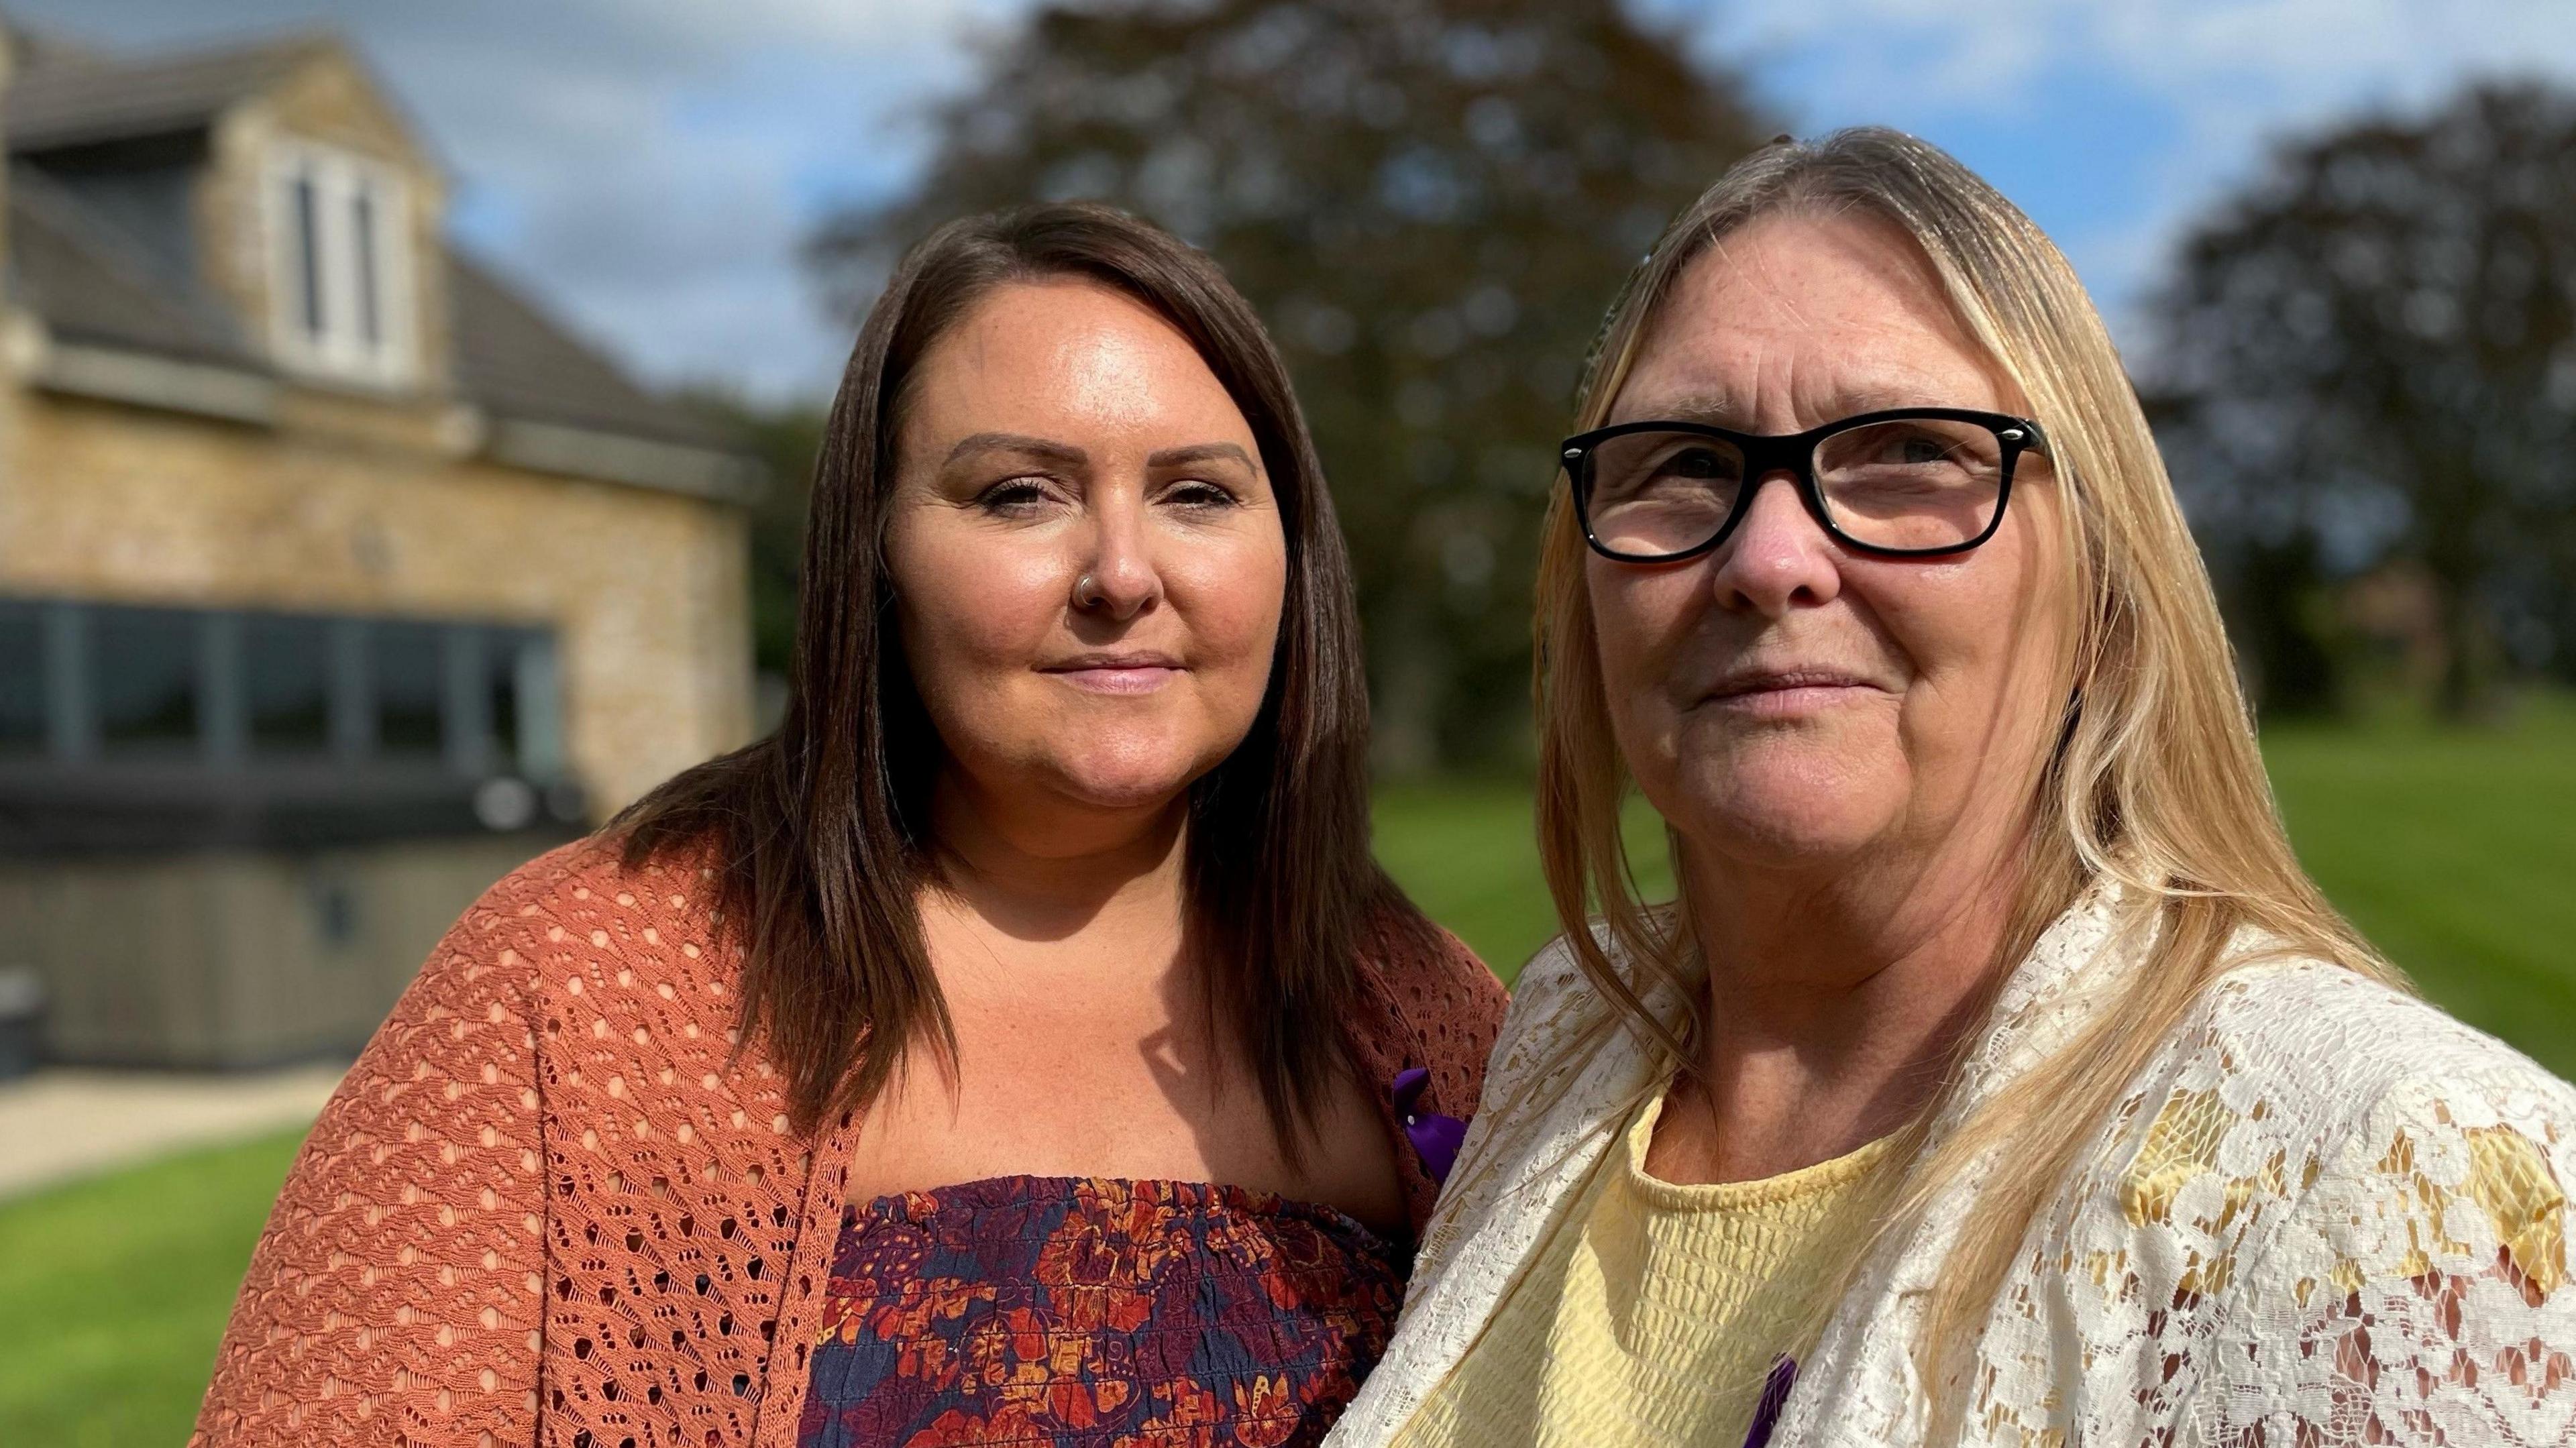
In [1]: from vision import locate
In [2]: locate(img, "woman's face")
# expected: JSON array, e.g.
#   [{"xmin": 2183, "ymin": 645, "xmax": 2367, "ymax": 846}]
[
  {"xmin": 885, "ymin": 280, "xmax": 1287, "ymax": 817},
  {"xmin": 1589, "ymin": 212, "xmax": 2068, "ymax": 874}
]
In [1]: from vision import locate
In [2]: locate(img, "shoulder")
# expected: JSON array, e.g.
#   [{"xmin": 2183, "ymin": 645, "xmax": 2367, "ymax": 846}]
[
  {"xmin": 1488, "ymin": 921, "xmax": 1665, "ymax": 1066},
  {"xmin": 409, "ymin": 833, "xmax": 740, "ymax": 1025},
  {"xmin": 1352, "ymin": 907, "xmax": 1508, "ymax": 1073},
  {"xmin": 2194, "ymin": 956, "xmax": 2573, "ymax": 1114},
  {"xmin": 2163, "ymin": 961, "xmax": 2576, "ymax": 1420},
  {"xmin": 1458, "ymin": 924, "xmax": 1658, "ymax": 1135},
  {"xmin": 482, "ymin": 830, "xmax": 727, "ymax": 926},
  {"xmin": 1504, "ymin": 930, "xmax": 1592, "ymax": 1018},
  {"xmin": 2212, "ymin": 956, "xmax": 2576, "ymax": 1161},
  {"xmin": 2153, "ymin": 956, "xmax": 2576, "ymax": 1260}
]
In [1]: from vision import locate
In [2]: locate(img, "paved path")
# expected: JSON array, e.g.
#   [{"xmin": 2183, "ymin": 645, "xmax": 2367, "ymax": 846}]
[{"xmin": 0, "ymin": 1063, "xmax": 345, "ymax": 1200}]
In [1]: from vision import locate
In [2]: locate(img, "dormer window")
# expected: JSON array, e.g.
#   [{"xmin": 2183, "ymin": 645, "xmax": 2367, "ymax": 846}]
[{"xmin": 266, "ymin": 141, "xmax": 415, "ymax": 386}]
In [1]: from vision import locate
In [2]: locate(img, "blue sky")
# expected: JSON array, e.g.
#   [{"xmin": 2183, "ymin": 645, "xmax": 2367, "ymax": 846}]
[{"xmin": 23, "ymin": 0, "xmax": 2576, "ymax": 402}]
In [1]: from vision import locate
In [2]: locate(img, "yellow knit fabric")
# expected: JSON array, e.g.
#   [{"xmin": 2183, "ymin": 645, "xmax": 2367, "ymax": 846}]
[{"xmin": 1391, "ymin": 1091, "xmax": 1892, "ymax": 1448}]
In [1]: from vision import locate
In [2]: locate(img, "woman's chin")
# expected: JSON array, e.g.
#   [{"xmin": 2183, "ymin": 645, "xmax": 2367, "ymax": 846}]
[
  {"xmin": 1057, "ymin": 777, "xmax": 1195, "ymax": 814},
  {"xmin": 1040, "ymin": 748, "xmax": 1213, "ymax": 815},
  {"xmin": 1660, "ymin": 761, "xmax": 1903, "ymax": 865}
]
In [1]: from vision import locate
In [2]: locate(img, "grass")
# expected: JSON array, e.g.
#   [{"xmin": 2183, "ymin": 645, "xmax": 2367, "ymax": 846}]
[
  {"xmin": 2262, "ymin": 698, "xmax": 2576, "ymax": 1078},
  {"xmin": 1369, "ymin": 780, "xmax": 1674, "ymax": 985},
  {"xmin": 0, "ymin": 1129, "xmax": 306, "ymax": 1448},
  {"xmin": 2, "ymin": 704, "xmax": 2569, "ymax": 1445}
]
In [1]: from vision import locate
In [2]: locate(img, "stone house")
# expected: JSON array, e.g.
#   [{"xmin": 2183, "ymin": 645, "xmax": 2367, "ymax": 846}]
[{"xmin": 0, "ymin": 25, "xmax": 759, "ymax": 1067}]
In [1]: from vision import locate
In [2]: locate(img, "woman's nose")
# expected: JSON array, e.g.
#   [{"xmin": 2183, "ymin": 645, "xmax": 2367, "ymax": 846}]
[
  {"xmin": 1073, "ymin": 494, "xmax": 1162, "ymax": 620},
  {"xmin": 1706, "ymin": 472, "xmax": 1843, "ymax": 617}
]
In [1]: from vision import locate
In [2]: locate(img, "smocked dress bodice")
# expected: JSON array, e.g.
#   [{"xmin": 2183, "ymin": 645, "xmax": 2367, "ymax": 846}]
[{"xmin": 798, "ymin": 1175, "xmax": 1408, "ymax": 1447}]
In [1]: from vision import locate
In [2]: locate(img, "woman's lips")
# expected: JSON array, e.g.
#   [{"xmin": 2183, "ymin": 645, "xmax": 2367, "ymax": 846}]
[
  {"xmin": 1051, "ymin": 665, "xmax": 1179, "ymax": 694},
  {"xmin": 1042, "ymin": 656, "xmax": 1184, "ymax": 694},
  {"xmin": 1702, "ymin": 669, "xmax": 1886, "ymax": 717}
]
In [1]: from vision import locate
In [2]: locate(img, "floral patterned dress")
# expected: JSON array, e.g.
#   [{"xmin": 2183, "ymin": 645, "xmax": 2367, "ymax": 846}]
[{"xmin": 798, "ymin": 1176, "xmax": 1409, "ymax": 1448}]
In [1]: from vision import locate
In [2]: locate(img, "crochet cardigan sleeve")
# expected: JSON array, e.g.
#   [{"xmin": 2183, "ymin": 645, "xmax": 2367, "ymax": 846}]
[
  {"xmin": 193, "ymin": 844, "xmax": 829, "ymax": 1448},
  {"xmin": 193, "ymin": 860, "xmax": 551, "ymax": 1446}
]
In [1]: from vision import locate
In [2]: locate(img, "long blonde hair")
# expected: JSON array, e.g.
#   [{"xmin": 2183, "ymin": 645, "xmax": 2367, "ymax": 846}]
[{"xmin": 1533, "ymin": 127, "xmax": 2401, "ymax": 1425}]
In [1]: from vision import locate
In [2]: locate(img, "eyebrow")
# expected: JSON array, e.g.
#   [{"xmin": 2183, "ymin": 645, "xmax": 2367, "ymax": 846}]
[
  {"xmin": 938, "ymin": 434, "xmax": 1256, "ymax": 474},
  {"xmin": 1628, "ymin": 384, "xmax": 1951, "ymax": 431},
  {"xmin": 1146, "ymin": 442, "xmax": 1256, "ymax": 472},
  {"xmin": 943, "ymin": 432, "xmax": 1087, "ymax": 468}
]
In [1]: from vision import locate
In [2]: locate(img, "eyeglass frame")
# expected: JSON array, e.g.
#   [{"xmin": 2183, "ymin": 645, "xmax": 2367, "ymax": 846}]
[{"xmin": 1558, "ymin": 407, "xmax": 2050, "ymax": 564}]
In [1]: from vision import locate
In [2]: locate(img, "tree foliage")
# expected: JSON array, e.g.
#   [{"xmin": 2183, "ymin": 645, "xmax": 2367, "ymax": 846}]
[
  {"xmin": 808, "ymin": 0, "xmax": 1768, "ymax": 769},
  {"xmin": 2157, "ymin": 82, "xmax": 2576, "ymax": 717}
]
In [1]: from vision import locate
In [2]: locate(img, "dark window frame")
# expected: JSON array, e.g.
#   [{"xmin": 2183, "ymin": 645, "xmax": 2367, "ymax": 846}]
[{"xmin": 0, "ymin": 598, "xmax": 568, "ymax": 783}]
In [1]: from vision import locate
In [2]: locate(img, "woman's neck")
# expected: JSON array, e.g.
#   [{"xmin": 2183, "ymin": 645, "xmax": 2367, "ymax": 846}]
[
  {"xmin": 925, "ymin": 769, "xmax": 1191, "ymax": 944},
  {"xmin": 1656, "ymin": 822, "xmax": 2027, "ymax": 1184}
]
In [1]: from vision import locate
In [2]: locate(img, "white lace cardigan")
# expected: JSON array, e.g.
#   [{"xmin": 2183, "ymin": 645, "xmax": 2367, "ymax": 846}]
[{"xmin": 1331, "ymin": 892, "xmax": 2576, "ymax": 1447}]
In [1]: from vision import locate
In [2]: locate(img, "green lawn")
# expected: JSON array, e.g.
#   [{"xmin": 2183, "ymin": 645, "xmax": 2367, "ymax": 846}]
[
  {"xmin": 2263, "ymin": 702, "xmax": 2576, "ymax": 1078},
  {"xmin": 0, "ymin": 1128, "xmax": 306, "ymax": 1448},
  {"xmin": 3, "ymin": 706, "xmax": 2570, "ymax": 1445},
  {"xmin": 1370, "ymin": 779, "xmax": 1675, "ymax": 985}
]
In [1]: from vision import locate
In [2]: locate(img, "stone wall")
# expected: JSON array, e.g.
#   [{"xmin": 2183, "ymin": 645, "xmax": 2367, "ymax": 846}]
[{"xmin": 0, "ymin": 389, "xmax": 754, "ymax": 811}]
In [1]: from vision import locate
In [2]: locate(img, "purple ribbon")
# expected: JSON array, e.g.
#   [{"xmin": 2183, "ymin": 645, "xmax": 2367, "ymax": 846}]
[
  {"xmin": 1743, "ymin": 1354, "xmax": 1796, "ymax": 1448},
  {"xmin": 1391, "ymin": 1067, "xmax": 1467, "ymax": 1184}
]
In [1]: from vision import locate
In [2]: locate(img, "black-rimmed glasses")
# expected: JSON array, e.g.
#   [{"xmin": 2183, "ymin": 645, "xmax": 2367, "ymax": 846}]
[{"xmin": 1559, "ymin": 408, "xmax": 2048, "ymax": 563}]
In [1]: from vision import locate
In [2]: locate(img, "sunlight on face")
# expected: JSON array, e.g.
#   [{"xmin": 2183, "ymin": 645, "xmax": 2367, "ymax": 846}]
[
  {"xmin": 1589, "ymin": 213, "xmax": 2070, "ymax": 871},
  {"xmin": 884, "ymin": 280, "xmax": 1288, "ymax": 820}
]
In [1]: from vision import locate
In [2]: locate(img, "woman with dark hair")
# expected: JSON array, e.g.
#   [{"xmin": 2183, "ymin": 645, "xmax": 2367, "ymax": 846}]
[{"xmin": 193, "ymin": 203, "xmax": 1505, "ymax": 1448}]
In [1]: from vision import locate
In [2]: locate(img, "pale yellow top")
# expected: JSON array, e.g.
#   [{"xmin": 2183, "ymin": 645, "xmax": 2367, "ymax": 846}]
[{"xmin": 1390, "ymin": 1090, "xmax": 1892, "ymax": 1448}]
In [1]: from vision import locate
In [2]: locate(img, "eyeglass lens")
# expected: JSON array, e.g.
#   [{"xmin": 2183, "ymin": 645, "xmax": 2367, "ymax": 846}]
[{"xmin": 1582, "ymin": 416, "xmax": 2008, "ymax": 558}]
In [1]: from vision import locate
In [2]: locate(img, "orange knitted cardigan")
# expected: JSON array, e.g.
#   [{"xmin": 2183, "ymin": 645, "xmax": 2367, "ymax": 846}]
[{"xmin": 190, "ymin": 839, "xmax": 1505, "ymax": 1448}]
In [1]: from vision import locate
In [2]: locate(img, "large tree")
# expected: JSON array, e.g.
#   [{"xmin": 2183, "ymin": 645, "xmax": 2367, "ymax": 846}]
[
  {"xmin": 809, "ymin": 0, "xmax": 1768, "ymax": 769},
  {"xmin": 2156, "ymin": 82, "xmax": 2576, "ymax": 718}
]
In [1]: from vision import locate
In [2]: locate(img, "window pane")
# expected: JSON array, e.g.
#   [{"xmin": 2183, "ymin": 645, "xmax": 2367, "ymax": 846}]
[
  {"xmin": 0, "ymin": 601, "xmax": 42, "ymax": 755},
  {"xmin": 485, "ymin": 629, "xmax": 523, "ymax": 771},
  {"xmin": 373, "ymin": 620, "xmax": 443, "ymax": 757},
  {"xmin": 291, "ymin": 173, "xmax": 325, "ymax": 337},
  {"xmin": 245, "ymin": 614, "xmax": 331, "ymax": 755},
  {"xmin": 352, "ymin": 186, "xmax": 382, "ymax": 347},
  {"xmin": 94, "ymin": 606, "xmax": 199, "ymax": 755}
]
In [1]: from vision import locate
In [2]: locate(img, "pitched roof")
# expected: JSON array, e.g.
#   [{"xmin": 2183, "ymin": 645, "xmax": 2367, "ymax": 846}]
[
  {"xmin": 4, "ymin": 32, "xmax": 329, "ymax": 152},
  {"xmin": 0, "ymin": 25, "xmax": 749, "ymax": 476},
  {"xmin": 448, "ymin": 254, "xmax": 735, "ymax": 451},
  {"xmin": 6, "ymin": 172, "xmax": 737, "ymax": 453},
  {"xmin": 5, "ymin": 163, "xmax": 260, "ymax": 366}
]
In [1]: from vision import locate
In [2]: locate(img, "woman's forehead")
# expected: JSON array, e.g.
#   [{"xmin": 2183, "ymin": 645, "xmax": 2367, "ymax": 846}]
[
  {"xmin": 894, "ymin": 280, "xmax": 1262, "ymax": 469},
  {"xmin": 1613, "ymin": 213, "xmax": 2012, "ymax": 427},
  {"xmin": 1610, "ymin": 372, "xmax": 1986, "ymax": 431}
]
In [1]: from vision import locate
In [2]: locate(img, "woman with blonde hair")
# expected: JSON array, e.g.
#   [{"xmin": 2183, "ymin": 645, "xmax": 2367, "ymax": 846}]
[{"xmin": 1332, "ymin": 129, "xmax": 2575, "ymax": 1448}]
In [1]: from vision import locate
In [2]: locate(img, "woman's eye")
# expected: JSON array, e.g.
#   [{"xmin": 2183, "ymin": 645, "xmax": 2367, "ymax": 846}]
[
  {"xmin": 1164, "ymin": 481, "xmax": 1240, "ymax": 509},
  {"xmin": 1663, "ymin": 447, "xmax": 1733, "ymax": 480},
  {"xmin": 977, "ymin": 479, "xmax": 1056, "ymax": 514}
]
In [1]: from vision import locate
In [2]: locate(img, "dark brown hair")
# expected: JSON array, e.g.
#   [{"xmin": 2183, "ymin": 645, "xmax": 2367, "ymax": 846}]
[{"xmin": 615, "ymin": 202, "xmax": 1431, "ymax": 1151}]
